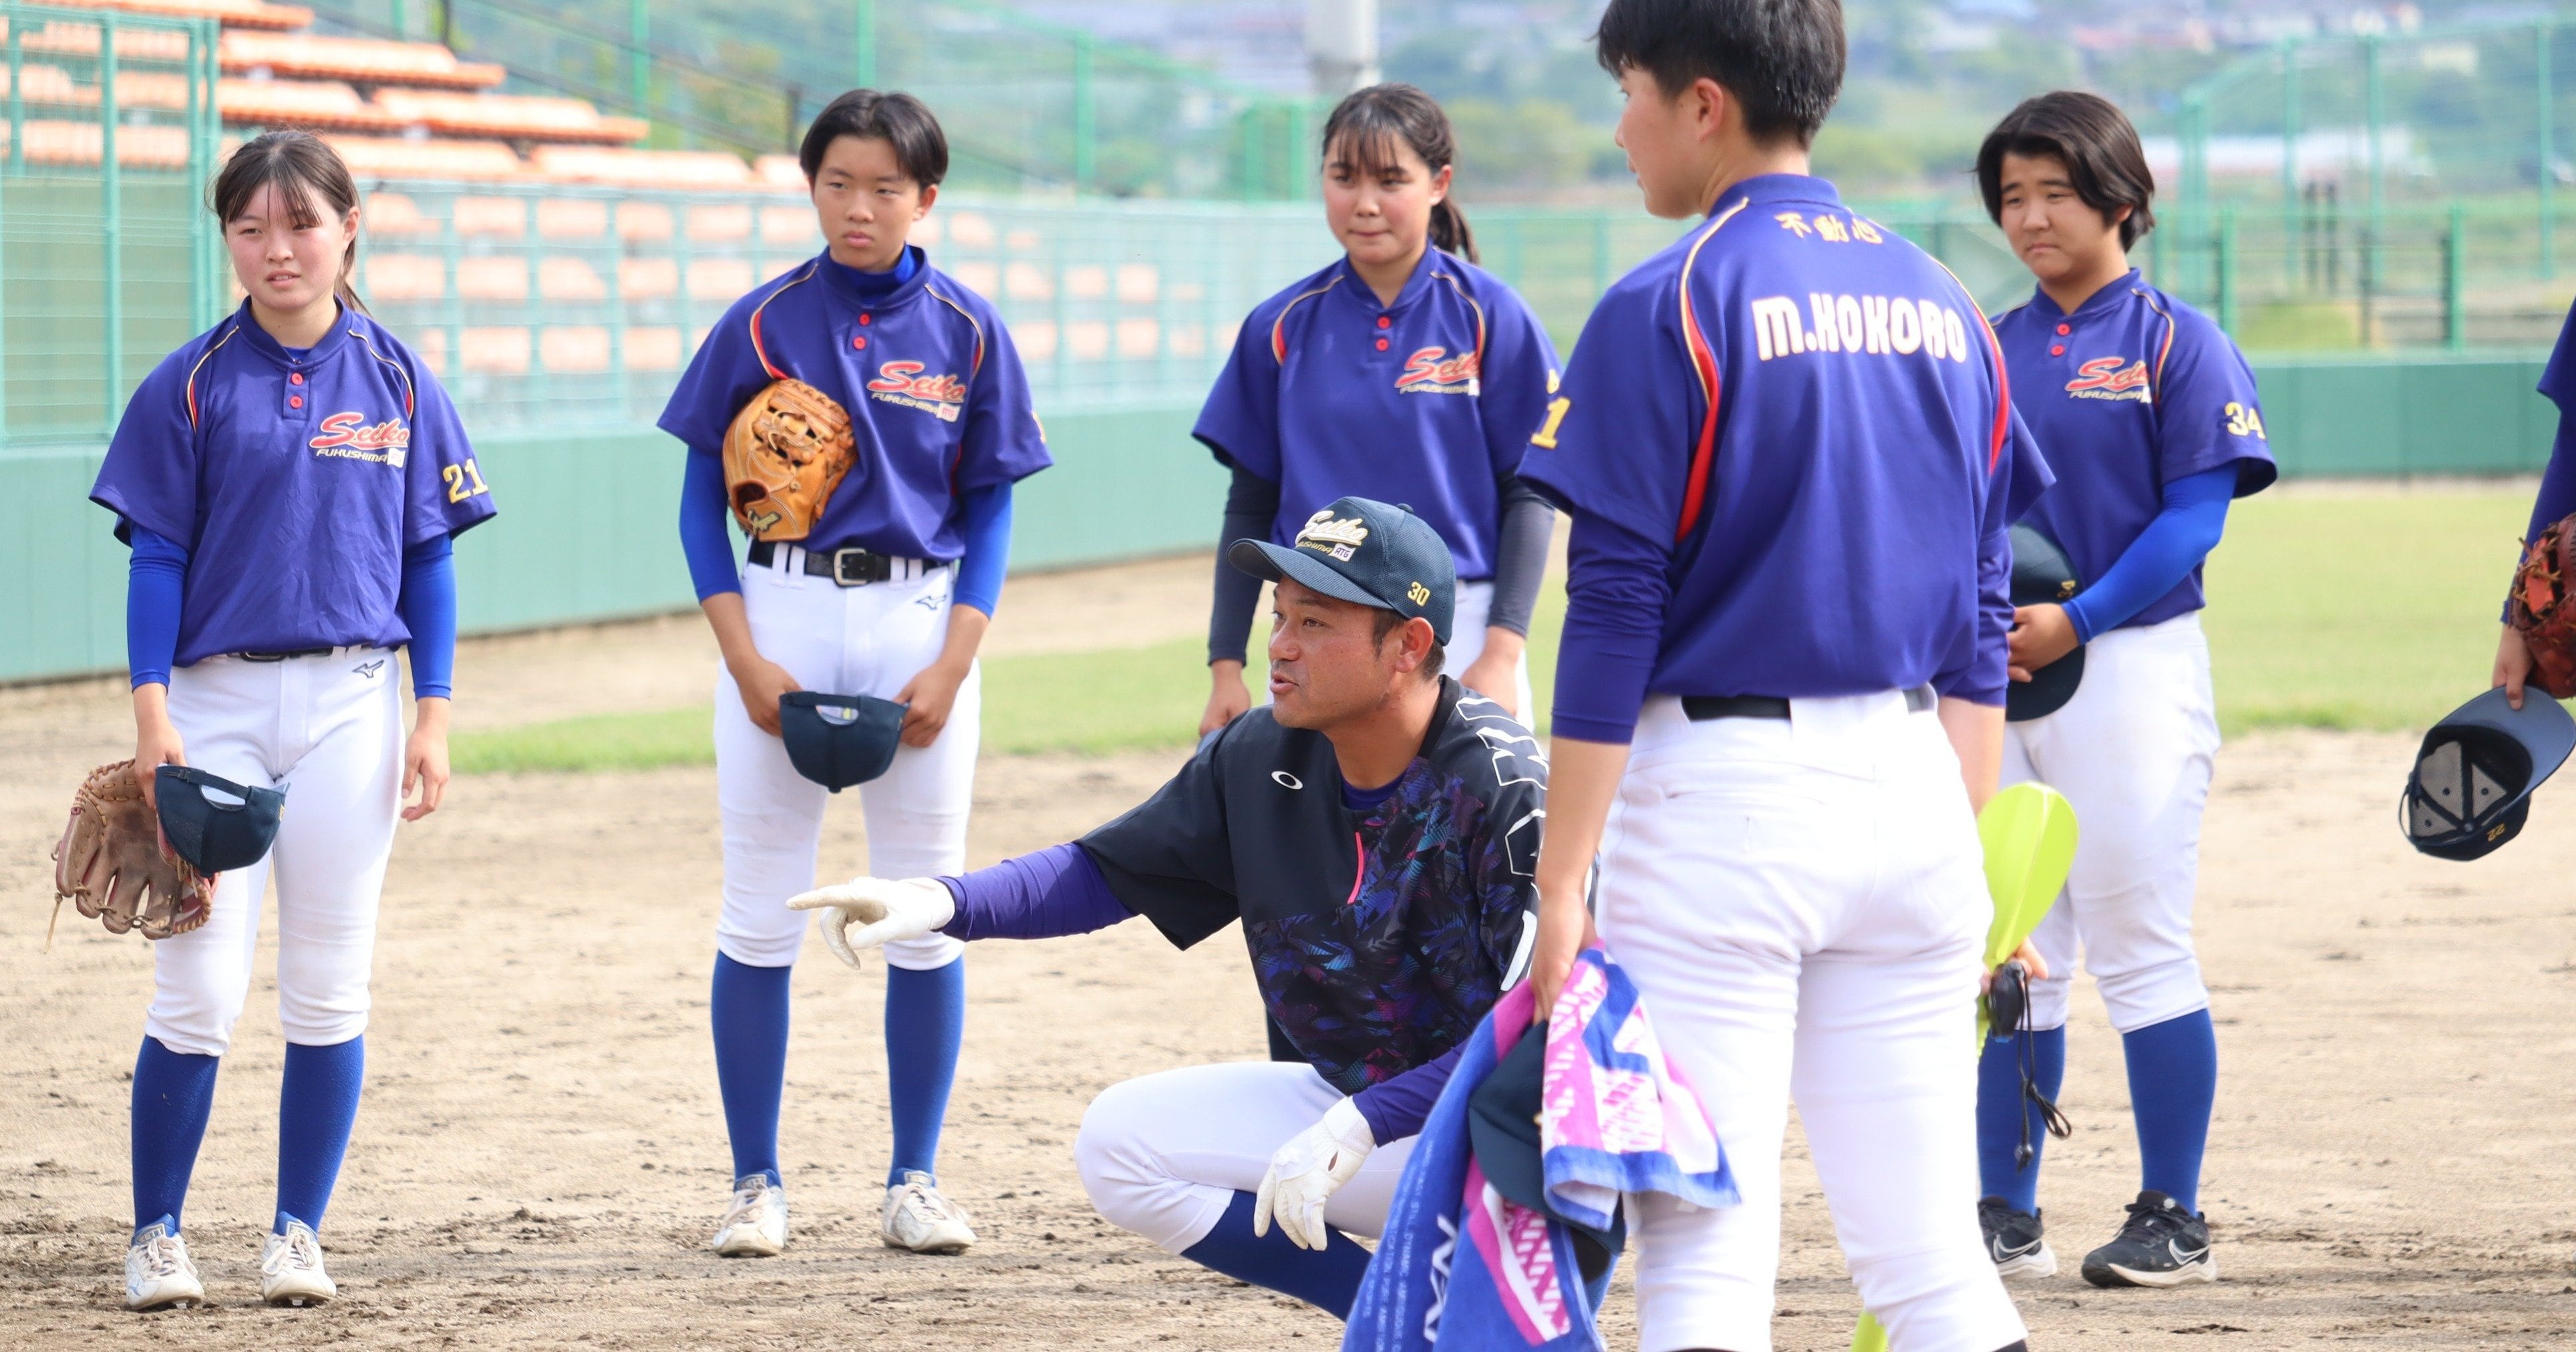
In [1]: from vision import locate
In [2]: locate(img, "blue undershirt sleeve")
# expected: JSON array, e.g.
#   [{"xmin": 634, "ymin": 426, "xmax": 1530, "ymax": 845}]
[
  {"xmin": 2058, "ymin": 464, "xmax": 2237, "ymax": 643},
  {"xmin": 1349, "ymin": 1041, "xmax": 1463, "ymax": 1145},
  {"xmin": 679, "ymin": 448, "xmax": 742, "ymax": 602},
  {"xmin": 125, "ymin": 526, "xmax": 188, "ymax": 689},
  {"xmin": 952, "ymin": 481, "xmax": 1013, "ymax": 619},
  {"xmin": 2526, "ymin": 413, "xmax": 2576, "ymax": 548},
  {"xmin": 397, "ymin": 534, "xmax": 458, "ymax": 699},
  {"xmin": 937, "ymin": 843, "xmax": 1135, "ymax": 941},
  {"xmin": 1548, "ymin": 510, "xmax": 1671, "ymax": 743}
]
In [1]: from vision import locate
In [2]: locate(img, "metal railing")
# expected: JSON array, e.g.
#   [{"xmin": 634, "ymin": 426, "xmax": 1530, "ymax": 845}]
[{"xmin": 0, "ymin": 1, "xmax": 222, "ymax": 449}]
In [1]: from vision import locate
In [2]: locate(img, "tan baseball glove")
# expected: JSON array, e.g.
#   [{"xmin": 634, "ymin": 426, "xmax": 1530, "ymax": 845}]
[
  {"xmin": 723, "ymin": 377, "xmax": 856, "ymax": 542},
  {"xmin": 52, "ymin": 761, "xmax": 209, "ymax": 941},
  {"xmin": 2511, "ymin": 514, "xmax": 2576, "ymax": 699}
]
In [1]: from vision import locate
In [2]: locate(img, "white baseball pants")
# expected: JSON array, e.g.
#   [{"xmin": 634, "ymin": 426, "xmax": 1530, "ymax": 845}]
[
  {"xmin": 2004, "ymin": 613, "xmax": 2221, "ymax": 1034},
  {"xmin": 146, "ymin": 649, "xmax": 404, "ymax": 1057},
  {"xmin": 714, "ymin": 547, "xmax": 978, "ymax": 970},
  {"xmin": 1073, "ymin": 1060, "xmax": 1417, "ymax": 1253},
  {"xmin": 1597, "ymin": 691, "xmax": 2025, "ymax": 1352}
]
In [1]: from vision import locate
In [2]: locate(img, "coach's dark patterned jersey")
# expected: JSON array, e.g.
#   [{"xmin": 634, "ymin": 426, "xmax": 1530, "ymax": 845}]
[{"xmin": 1080, "ymin": 678, "xmax": 1543, "ymax": 1093}]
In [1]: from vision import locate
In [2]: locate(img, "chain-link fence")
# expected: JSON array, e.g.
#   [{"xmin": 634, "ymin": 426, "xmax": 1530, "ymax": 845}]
[{"xmin": 0, "ymin": 1, "xmax": 222, "ymax": 449}]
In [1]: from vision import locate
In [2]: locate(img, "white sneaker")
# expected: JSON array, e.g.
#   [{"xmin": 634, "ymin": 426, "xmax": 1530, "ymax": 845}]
[
  {"xmin": 258, "ymin": 1220, "xmax": 337, "ymax": 1307},
  {"xmin": 880, "ymin": 1170, "xmax": 975, "ymax": 1254},
  {"xmin": 711, "ymin": 1174, "xmax": 788, "ymax": 1257},
  {"xmin": 124, "ymin": 1220, "xmax": 204, "ymax": 1311}
]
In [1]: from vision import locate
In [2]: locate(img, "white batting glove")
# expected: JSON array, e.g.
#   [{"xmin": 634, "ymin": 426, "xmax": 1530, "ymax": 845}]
[
  {"xmin": 1253, "ymin": 1097, "xmax": 1375, "ymax": 1250},
  {"xmin": 785, "ymin": 876, "xmax": 957, "ymax": 970}
]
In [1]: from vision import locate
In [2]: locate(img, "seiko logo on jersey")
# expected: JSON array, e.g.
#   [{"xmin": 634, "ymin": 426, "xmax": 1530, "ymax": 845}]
[
  {"xmin": 2064, "ymin": 356, "xmax": 2152, "ymax": 403},
  {"xmin": 865, "ymin": 361, "xmax": 966, "ymax": 422},
  {"xmin": 308, "ymin": 412, "xmax": 411, "ymax": 468},
  {"xmin": 1295, "ymin": 510, "xmax": 1369, "ymax": 561},
  {"xmin": 1394, "ymin": 346, "xmax": 1480, "ymax": 396},
  {"xmin": 1748, "ymin": 295, "xmax": 1973, "ymax": 364}
]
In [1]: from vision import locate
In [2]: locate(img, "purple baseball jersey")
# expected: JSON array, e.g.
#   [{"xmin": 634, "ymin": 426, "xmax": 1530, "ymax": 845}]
[
  {"xmin": 657, "ymin": 246, "xmax": 1051, "ymax": 560},
  {"xmin": 1521, "ymin": 174, "xmax": 2051, "ymax": 728},
  {"xmin": 91, "ymin": 303, "xmax": 494, "ymax": 666},
  {"xmin": 1992, "ymin": 270, "xmax": 2275, "ymax": 629},
  {"xmin": 1194, "ymin": 246, "xmax": 1559, "ymax": 580}
]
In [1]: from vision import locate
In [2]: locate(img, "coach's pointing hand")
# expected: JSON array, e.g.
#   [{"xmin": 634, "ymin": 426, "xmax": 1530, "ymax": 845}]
[
  {"xmin": 787, "ymin": 876, "xmax": 957, "ymax": 970},
  {"xmin": 1254, "ymin": 1097, "xmax": 1376, "ymax": 1250}
]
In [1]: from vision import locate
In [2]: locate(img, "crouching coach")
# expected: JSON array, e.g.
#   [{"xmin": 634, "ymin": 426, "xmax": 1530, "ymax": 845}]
[{"xmin": 789, "ymin": 497, "xmax": 1543, "ymax": 1319}]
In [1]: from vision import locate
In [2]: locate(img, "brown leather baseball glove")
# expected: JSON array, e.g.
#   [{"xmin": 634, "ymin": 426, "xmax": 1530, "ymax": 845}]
[
  {"xmin": 723, "ymin": 377, "xmax": 856, "ymax": 542},
  {"xmin": 52, "ymin": 761, "xmax": 209, "ymax": 941},
  {"xmin": 2511, "ymin": 514, "xmax": 2576, "ymax": 699}
]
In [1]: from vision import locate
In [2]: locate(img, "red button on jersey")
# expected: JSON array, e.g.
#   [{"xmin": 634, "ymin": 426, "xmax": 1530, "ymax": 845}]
[
  {"xmin": 289, "ymin": 372, "xmax": 304, "ymax": 385},
  {"xmin": 860, "ymin": 313, "xmax": 871, "ymax": 325},
  {"xmin": 2050, "ymin": 345, "xmax": 2065, "ymax": 357},
  {"xmin": 2055, "ymin": 323, "xmax": 2070, "ymax": 336},
  {"xmin": 1376, "ymin": 316, "xmax": 1391, "ymax": 329},
  {"xmin": 1376, "ymin": 337, "xmax": 1389, "ymax": 351},
  {"xmin": 289, "ymin": 394, "xmax": 303, "ymax": 408},
  {"xmin": 852, "ymin": 335, "xmax": 868, "ymax": 350}
]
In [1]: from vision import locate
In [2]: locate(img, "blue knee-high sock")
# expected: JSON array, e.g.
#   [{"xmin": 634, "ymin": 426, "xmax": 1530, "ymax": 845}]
[
  {"xmin": 711, "ymin": 953, "xmax": 792, "ymax": 1186},
  {"xmin": 131, "ymin": 1037, "xmax": 220, "ymax": 1235},
  {"xmin": 1975, "ymin": 1026, "xmax": 2067, "ymax": 1212},
  {"xmin": 2122, "ymin": 1009, "xmax": 2217, "ymax": 1213},
  {"xmin": 1180, "ymin": 1190, "xmax": 1372, "ymax": 1318},
  {"xmin": 884, "ymin": 957, "xmax": 965, "ymax": 1186},
  {"xmin": 275, "ymin": 1035, "xmax": 365, "ymax": 1233}
]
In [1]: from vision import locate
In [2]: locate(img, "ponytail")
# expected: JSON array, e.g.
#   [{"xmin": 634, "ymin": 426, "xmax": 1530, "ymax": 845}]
[
  {"xmin": 1322, "ymin": 83, "xmax": 1477, "ymax": 265},
  {"xmin": 1428, "ymin": 198, "xmax": 1477, "ymax": 265}
]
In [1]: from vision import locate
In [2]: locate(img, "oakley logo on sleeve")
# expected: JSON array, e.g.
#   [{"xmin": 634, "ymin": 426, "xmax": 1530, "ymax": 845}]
[
  {"xmin": 1394, "ymin": 345, "xmax": 1481, "ymax": 395},
  {"xmin": 1749, "ymin": 295, "xmax": 1972, "ymax": 363},
  {"xmin": 308, "ymin": 413, "xmax": 412, "ymax": 468},
  {"xmin": 866, "ymin": 361, "xmax": 967, "ymax": 422},
  {"xmin": 2065, "ymin": 357, "xmax": 2152, "ymax": 403}
]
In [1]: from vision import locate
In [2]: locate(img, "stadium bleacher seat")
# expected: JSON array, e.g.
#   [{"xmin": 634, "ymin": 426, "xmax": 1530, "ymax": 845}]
[
  {"xmin": 372, "ymin": 90, "xmax": 647, "ymax": 146},
  {"xmin": 324, "ymin": 134, "xmax": 524, "ymax": 181},
  {"xmin": 0, "ymin": 62, "xmax": 83, "ymax": 106},
  {"xmin": 220, "ymin": 31, "xmax": 504, "ymax": 90},
  {"xmin": 4, "ymin": 15, "xmax": 194, "ymax": 62},
  {"xmin": 222, "ymin": 77, "xmax": 407, "ymax": 132},
  {"xmin": 0, "ymin": 117, "xmax": 190, "ymax": 167},
  {"xmin": 37, "ymin": 0, "xmax": 314, "ymax": 31},
  {"xmin": 530, "ymin": 146, "xmax": 756, "ymax": 189}
]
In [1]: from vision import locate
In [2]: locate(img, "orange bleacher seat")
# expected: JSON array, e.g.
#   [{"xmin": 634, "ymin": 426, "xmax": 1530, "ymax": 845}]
[
  {"xmin": 687, "ymin": 259, "xmax": 752, "ymax": 301},
  {"xmin": 529, "ymin": 145, "xmax": 753, "ymax": 189},
  {"xmin": 461, "ymin": 326, "xmax": 529, "ymax": 374},
  {"xmin": 38, "ymin": 0, "xmax": 314, "ymax": 31},
  {"xmin": 362, "ymin": 252, "xmax": 446, "ymax": 302},
  {"xmin": 539, "ymin": 325, "xmax": 609, "ymax": 372},
  {"xmin": 0, "ymin": 63, "xmax": 82, "ymax": 106},
  {"xmin": 538, "ymin": 258, "xmax": 605, "ymax": 301},
  {"xmin": 361, "ymin": 191, "xmax": 437, "ymax": 235},
  {"xmin": 220, "ymin": 31, "xmax": 504, "ymax": 90},
  {"xmin": 752, "ymin": 154, "xmax": 803, "ymax": 189},
  {"xmin": 536, "ymin": 199, "xmax": 607, "ymax": 238},
  {"xmin": 625, "ymin": 326, "xmax": 683, "ymax": 371},
  {"xmin": 455, "ymin": 257, "xmax": 527, "ymax": 301},
  {"xmin": 324, "ymin": 134, "xmax": 522, "ymax": 182},
  {"xmin": 372, "ymin": 90, "xmax": 646, "ymax": 146},
  {"xmin": 762, "ymin": 205, "xmax": 810, "ymax": 245},
  {"xmin": 3, "ymin": 16, "xmax": 194, "ymax": 62},
  {"xmin": 0, "ymin": 118, "xmax": 189, "ymax": 168},
  {"xmin": 220, "ymin": 77, "xmax": 404, "ymax": 132}
]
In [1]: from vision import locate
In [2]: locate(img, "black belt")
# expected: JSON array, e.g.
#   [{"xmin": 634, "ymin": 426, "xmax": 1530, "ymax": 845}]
[
  {"xmin": 1683, "ymin": 685, "xmax": 1937, "ymax": 721},
  {"xmin": 746, "ymin": 540, "xmax": 923, "ymax": 586},
  {"xmin": 234, "ymin": 647, "xmax": 333, "ymax": 662}
]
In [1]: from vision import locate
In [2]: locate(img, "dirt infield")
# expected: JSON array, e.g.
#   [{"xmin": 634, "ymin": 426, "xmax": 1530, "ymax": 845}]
[{"xmin": 4, "ymin": 603, "xmax": 2575, "ymax": 1349}]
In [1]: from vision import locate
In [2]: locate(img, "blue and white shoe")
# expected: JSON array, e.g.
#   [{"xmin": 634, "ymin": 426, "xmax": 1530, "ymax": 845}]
[
  {"xmin": 124, "ymin": 1218, "xmax": 204, "ymax": 1311},
  {"xmin": 2081, "ymin": 1190, "xmax": 2217, "ymax": 1288},
  {"xmin": 712, "ymin": 1174, "xmax": 788, "ymax": 1257},
  {"xmin": 259, "ymin": 1218, "xmax": 336, "ymax": 1306}
]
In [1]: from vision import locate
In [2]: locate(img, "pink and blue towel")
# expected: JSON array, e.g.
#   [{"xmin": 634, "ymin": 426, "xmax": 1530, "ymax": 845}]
[{"xmin": 1345, "ymin": 947, "xmax": 1733, "ymax": 1351}]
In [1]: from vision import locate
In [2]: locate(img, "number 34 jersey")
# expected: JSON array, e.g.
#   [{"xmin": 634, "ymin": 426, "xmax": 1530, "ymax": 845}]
[{"xmin": 1991, "ymin": 269, "xmax": 2277, "ymax": 631}]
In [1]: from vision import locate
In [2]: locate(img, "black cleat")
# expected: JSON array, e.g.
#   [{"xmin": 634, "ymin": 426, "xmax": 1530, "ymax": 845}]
[
  {"xmin": 1979, "ymin": 1195, "xmax": 2058, "ymax": 1279},
  {"xmin": 2080, "ymin": 1190, "xmax": 2216, "ymax": 1288}
]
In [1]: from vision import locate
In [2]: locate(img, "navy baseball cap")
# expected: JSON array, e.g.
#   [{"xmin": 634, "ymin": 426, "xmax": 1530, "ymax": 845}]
[
  {"xmin": 778, "ymin": 692, "xmax": 906, "ymax": 792},
  {"xmin": 1228, "ymin": 496, "xmax": 1457, "ymax": 645},
  {"xmin": 2402, "ymin": 686, "xmax": 2576, "ymax": 860},
  {"xmin": 2006, "ymin": 523, "xmax": 2086, "ymax": 723},
  {"xmin": 154, "ymin": 765, "xmax": 285, "ymax": 875}
]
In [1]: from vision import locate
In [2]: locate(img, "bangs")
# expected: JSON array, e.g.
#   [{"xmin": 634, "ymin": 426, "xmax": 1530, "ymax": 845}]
[
  {"xmin": 1325, "ymin": 124, "xmax": 1411, "ymax": 176},
  {"xmin": 210, "ymin": 132, "xmax": 354, "ymax": 228}
]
